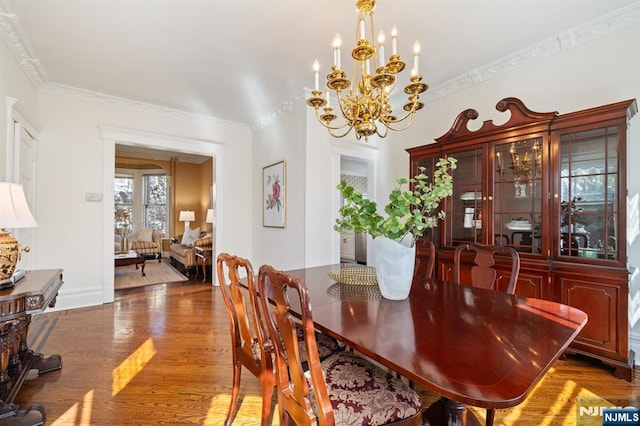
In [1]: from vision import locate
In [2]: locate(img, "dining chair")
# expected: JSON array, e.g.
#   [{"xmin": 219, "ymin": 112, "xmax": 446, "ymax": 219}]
[
  {"xmin": 216, "ymin": 253, "xmax": 275, "ymax": 426},
  {"xmin": 217, "ymin": 253, "xmax": 342, "ymax": 425},
  {"xmin": 256, "ymin": 264, "xmax": 423, "ymax": 426},
  {"xmin": 414, "ymin": 238, "xmax": 436, "ymax": 280},
  {"xmin": 453, "ymin": 243, "xmax": 520, "ymax": 295},
  {"xmin": 452, "ymin": 243, "xmax": 520, "ymax": 425}
]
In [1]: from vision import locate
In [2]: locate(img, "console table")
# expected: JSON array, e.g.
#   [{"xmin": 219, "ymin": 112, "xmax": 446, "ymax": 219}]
[{"xmin": 0, "ymin": 269, "xmax": 63, "ymax": 425}]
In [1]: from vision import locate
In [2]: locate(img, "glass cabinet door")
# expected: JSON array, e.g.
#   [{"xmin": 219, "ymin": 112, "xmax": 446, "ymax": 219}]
[
  {"xmin": 446, "ymin": 148, "xmax": 483, "ymax": 247},
  {"xmin": 557, "ymin": 126, "xmax": 619, "ymax": 261},
  {"xmin": 412, "ymin": 156, "xmax": 439, "ymax": 243},
  {"xmin": 493, "ymin": 138, "xmax": 544, "ymax": 254}
]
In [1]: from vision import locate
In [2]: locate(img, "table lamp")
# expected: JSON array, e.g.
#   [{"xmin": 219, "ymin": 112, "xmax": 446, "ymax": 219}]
[
  {"xmin": 179, "ymin": 210, "xmax": 195, "ymax": 233},
  {"xmin": 0, "ymin": 182, "xmax": 38, "ymax": 288},
  {"xmin": 205, "ymin": 208, "xmax": 214, "ymax": 235}
]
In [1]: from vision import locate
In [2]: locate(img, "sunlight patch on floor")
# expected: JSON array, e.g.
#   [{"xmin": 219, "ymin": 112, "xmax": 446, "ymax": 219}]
[
  {"xmin": 540, "ymin": 379, "xmax": 579, "ymax": 426},
  {"xmin": 51, "ymin": 402, "xmax": 79, "ymax": 425},
  {"xmin": 206, "ymin": 393, "xmax": 270, "ymax": 425},
  {"xmin": 112, "ymin": 338, "xmax": 157, "ymax": 396},
  {"xmin": 51, "ymin": 390, "xmax": 95, "ymax": 425},
  {"xmin": 496, "ymin": 375, "xmax": 619, "ymax": 426},
  {"xmin": 498, "ymin": 372, "xmax": 580, "ymax": 425}
]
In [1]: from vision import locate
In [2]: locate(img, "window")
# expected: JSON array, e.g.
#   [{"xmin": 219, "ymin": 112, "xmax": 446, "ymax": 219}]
[
  {"xmin": 144, "ymin": 174, "xmax": 167, "ymax": 234},
  {"xmin": 114, "ymin": 175, "xmax": 134, "ymax": 231}
]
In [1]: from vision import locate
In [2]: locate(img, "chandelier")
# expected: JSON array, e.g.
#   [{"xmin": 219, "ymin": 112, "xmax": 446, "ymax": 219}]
[
  {"xmin": 508, "ymin": 140, "xmax": 542, "ymax": 182},
  {"xmin": 306, "ymin": 0, "xmax": 427, "ymax": 142},
  {"xmin": 497, "ymin": 140, "xmax": 542, "ymax": 197}
]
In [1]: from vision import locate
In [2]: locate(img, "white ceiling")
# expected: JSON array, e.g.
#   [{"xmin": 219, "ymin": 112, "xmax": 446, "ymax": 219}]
[{"xmin": 3, "ymin": 0, "xmax": 639, "ymax": 129}]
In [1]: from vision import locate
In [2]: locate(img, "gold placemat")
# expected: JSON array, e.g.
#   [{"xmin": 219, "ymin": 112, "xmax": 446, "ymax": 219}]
[
  {"xmin": 326, "ymin": 282, "xmax": 382, "ymax": 300},
  {"xmin": 327, "ymin": 266, "xmax": 378, "ymax": 286}
]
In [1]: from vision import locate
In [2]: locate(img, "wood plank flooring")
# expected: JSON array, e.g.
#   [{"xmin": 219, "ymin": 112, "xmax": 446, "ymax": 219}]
[{"xmin": 15, "ymin": 277, "xmax": 640, "ymax": 425}]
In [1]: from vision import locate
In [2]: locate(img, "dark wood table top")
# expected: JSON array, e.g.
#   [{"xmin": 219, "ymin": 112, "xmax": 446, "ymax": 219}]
[
  {"xmin": 285, "ymin": 264, "xmax": 588, "ymax": 410},
  {"xmin": 0, "ymin": 269, "xmax": 63, "ymax": 319}
]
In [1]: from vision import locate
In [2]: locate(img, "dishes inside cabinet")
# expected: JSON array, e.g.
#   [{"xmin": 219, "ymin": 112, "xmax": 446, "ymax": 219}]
[
  {"xmin": 505, "ymin": 219, "xmax": 532, "ymax": 231},
  {"xmin": 460, "ymin": 191, "xmax": 481, "ymax": 201}
]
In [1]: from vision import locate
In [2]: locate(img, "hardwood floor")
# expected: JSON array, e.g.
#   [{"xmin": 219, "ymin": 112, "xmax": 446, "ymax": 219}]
[{"xmin": 15, "ymin": 277, "xmax": 640, "ymax": 425}]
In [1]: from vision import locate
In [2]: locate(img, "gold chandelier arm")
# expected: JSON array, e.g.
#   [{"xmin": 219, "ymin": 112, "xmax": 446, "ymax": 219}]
[
  {"xmin": 380, "ymin": 110, "xmax": 418, "ymax": 132},
  {"xmin": 375, "ymin": 124, "xmax": 389, "ymax": 139},
  {"xmin": 313, "ymin": 106, "xmax": 355, "ymax": 134},
  {"xmin": 328, "ymin": 125, "xmax": 358, "ymax": 139}
]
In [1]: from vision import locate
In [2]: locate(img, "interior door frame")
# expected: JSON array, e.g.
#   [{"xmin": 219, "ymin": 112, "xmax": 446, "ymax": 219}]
[
  {"xmin": 331, "ymin": 141, "xmax": 377, "ymax": 264},
  {"xmin": 101, "ymin": 126, "xmax": 224, "ymax": 303},
  {"xmin": 6, "ymin": 97, "xmax": 42, "ymax": 270}
]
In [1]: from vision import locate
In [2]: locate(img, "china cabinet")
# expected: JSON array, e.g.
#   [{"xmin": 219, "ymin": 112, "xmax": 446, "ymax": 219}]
[{"xmin": 407, "ymin": 97, "xmax": 637, "ymax": 380}]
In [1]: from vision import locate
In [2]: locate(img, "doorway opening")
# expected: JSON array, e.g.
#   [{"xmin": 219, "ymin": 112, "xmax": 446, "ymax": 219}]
[
  {"xmin": 339, "ymin": 155, "xmax": 373, "ymax": 264},
  {"xmin": 102, "ymin": 126, "xmax": 224, "ymax": 303}
]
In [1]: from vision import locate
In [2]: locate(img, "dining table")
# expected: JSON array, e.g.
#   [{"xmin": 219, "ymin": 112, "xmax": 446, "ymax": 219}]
[{"xmin": 279, "ymin": 264, "xmax": 588, "ymax": 426}]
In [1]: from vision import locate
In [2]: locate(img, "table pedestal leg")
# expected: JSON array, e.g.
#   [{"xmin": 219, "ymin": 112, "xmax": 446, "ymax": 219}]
[{"xmin": 423, "ymin": 397, "xmax": 482, "ymax": 426}]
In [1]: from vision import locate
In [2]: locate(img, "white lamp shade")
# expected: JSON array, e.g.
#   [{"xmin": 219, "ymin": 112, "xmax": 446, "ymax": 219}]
[
  {"xmin": 179, "ymin": 210, "xmax": 195, "ymax": 222},
  {"xmin": 0, "ymin": 182, "xmax": 37, "ymax": 228},
  {"xmin": 206, "ymin": 209, "xmax": 214, "ymax": 223}
]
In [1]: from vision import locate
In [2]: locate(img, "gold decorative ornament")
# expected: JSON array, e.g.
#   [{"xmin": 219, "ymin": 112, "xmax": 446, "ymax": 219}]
[{"xmin": 307, "ymin": 0, "xmax": 427, "ymax": 142}]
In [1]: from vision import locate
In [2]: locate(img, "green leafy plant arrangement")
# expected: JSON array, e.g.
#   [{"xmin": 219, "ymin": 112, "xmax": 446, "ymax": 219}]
[{"xmin": 334, "ymin": 157, "xmax": 457, "ymax": 245}]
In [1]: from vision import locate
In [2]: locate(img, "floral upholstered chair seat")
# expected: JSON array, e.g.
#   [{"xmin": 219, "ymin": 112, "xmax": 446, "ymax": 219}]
[{"xmin": 309, "ymin": 350, "xmax": 421, "ymax": 425}]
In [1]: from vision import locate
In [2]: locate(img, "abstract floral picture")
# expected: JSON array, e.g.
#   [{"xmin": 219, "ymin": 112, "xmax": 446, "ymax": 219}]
[{"xmin": 263, "ymin": 160, "xmax": 286, "ymax": 227}]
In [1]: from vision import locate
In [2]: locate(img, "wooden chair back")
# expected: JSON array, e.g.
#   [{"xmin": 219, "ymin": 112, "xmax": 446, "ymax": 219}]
[
  {"xmin": 453, "ymin": 243, "xmax": 520, "ymax": 295},
  {"xmin": 216, "ymin": 253, "xmax": 274, "ymax": 426},
  {"xmin": 257, "ymin": 264, "xmax": 331, "ymax": 425},
  {"xmin": 453, "ymin": 244, "xmax": 520, "ymax": 426},
  {"xmin": 414, "ymin": 238, "xmax": 436, "ymax": 279}
]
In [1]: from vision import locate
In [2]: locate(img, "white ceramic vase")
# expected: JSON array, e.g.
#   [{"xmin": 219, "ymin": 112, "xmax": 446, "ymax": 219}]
[{"xmin": 371, "ymin": 235, "xmax": 416, "ymax": 300}]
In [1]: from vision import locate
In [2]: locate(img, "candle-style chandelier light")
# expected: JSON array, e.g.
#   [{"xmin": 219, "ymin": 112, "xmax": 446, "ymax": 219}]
[{"xmin": 306, "ymin": 0, "xmax": 427, "ymax": 142}]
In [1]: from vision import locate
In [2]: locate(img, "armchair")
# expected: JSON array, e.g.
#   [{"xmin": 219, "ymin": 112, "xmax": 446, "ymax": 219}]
[{"xmin": 127, "ymin": 226, "xmax": 163, "ymax": 261}]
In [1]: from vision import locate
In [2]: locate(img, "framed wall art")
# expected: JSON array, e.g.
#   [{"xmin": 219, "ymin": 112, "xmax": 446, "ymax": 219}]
[{"xmin": 263, "ymin": 160, "xmax": 286, "ymax": 228}]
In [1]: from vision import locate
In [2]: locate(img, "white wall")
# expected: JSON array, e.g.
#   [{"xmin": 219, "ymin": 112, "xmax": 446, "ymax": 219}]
[
  {"xmin": 33, "ymin": 90, "xmax": 252, "ymax": 310},
  {"xmin": 251, "ymin": 102, "xmax": 307, "ymax": 270},
  {"xmin": 252, "ymin": 91, "xmax": 380, "ymax": 270}
]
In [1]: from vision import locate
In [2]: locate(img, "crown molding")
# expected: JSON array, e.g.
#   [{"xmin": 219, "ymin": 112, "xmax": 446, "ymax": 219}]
[
  {"xmin": 252, "ymin": 89, "xmax": 308, "ymax": 130},
  {"xmin": 40, "ymin": 83, "xmax": 251, "ymax": 134},
  {"xmin": 425, "ymin": 1, "xmax": 640, "ymax": 102},
  {"xmin": 0, "ymin": 0, "xmax": 48, "ymax": 87}
]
